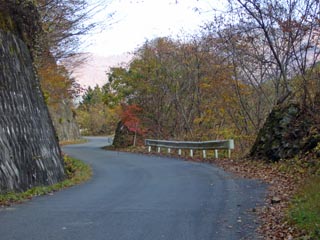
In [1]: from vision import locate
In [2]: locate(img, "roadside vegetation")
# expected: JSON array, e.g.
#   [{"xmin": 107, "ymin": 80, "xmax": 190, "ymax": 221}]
[
  {"xmin": 59, "ymin": 138, "xmax": 88, "ymax": 146},
  {"xmin": 70, "ymin": 0, "xmax": 320, "ymax": 239},
  {"xmin": 0, "ymin": 155, "xmax": 92, "ymax": 206},
  {"xmin": 288, "ymin": 176, "xmax": 320, "ymax": 239},
  {"xmin": 112, "ymin": 142, "xmax": 320, "ymax": 239}
]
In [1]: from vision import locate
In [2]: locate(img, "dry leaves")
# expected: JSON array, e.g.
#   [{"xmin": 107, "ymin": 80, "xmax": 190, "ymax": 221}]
[
  {"xmin": 114, "ymin": 147, "xmax": 312, "ymax": 240},
  {"xmin": 114, "ymin": 147, "xmax": 308, "ymax": 239},
  {"xmin": 207, "ymin": 157, "xmax": 305, "ymax": 239}
]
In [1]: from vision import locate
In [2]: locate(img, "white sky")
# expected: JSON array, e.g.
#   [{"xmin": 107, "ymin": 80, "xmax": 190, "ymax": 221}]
[
  {"xmin": 74, "ymin": 0, "xmax": 227, "ymax": 89},
  {"xmin": 82, "ymin": 0, "xmax": 226, "ymax": 57}
]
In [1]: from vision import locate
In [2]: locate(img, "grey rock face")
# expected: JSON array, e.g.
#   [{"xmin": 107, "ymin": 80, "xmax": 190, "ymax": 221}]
[
  {"xmin": 250, "ymin": 103, "xmax": 320, "ymax": 162},
  {"xmin": 0, "ymin": 30, "xmax": 65, "ymax": 193},
  {"xmin": 49, "ymin": 100, "xmax": 81, "ymax": 142}
]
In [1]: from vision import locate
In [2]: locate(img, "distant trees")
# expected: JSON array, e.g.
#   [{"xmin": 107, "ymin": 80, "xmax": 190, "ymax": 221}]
[
  {"xmin": 103, "ymin": 37, "xmax": 245, "ymax": 144},
  {"xmin": 75, "ymin": 0, "xmax": 320, "ymax": 155},
  {"xmin": 33, "ymin": 0, "xmax": 113, "ymax": 140},
  {"xmin": 76, "ymin": 85, "xmax": 118, "ymax": 135}
]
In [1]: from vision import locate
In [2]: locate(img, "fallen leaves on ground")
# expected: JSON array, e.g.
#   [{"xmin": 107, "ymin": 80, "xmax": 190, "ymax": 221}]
[
  {"xmin": 113, "ymin": 146, "xmax": 311, "ymax": 239},
  {"xmin": 207, "ymin": 157, "xmax": 302, "ymax": 240}
]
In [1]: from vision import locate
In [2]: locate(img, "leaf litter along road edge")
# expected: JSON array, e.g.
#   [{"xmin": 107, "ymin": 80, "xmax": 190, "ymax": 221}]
[{"xmin": 106, "ymin": 145, "xmax": 318, "ymax": 239}]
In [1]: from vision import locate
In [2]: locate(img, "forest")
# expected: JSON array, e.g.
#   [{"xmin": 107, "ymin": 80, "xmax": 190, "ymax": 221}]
[
  {"xmin": 0, "ymin": 0, "xmax": 319, "ymax": 239},
  {"xmin": 77, "ymin": 0, "xmax": 320, "ymax": 157},
  {"xmin": 75, "ymin": 2, "xmax": 320, "ymax": 236}
]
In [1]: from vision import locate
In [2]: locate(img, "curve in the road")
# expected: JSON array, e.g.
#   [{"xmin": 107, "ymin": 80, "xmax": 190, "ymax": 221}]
[{"xmin": 0, "ymin": 137, "xmax": 266, "ymax": 240}]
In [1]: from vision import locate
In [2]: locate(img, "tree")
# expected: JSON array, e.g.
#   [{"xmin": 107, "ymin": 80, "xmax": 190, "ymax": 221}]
[
  {"xmin": 225, "ymin": 0, "xmax": 320, "ymax": 106},
  {"xmin": 34, "ymin": 0, "xmax": 114, "ymax": 141},
  {"xmin": 36, "ymin": 0, "xmax": 113, "ymax": 62},
  {"xmin": 214, "ymin": 0, "xmax": 320, "ymax": 160},
  {"xmin": 105, "ymin": 36, "xmax": 248, "ymax": 146},
  {"xmin": 120, "ymin": 104, "xmax": 145, "ymax": 146},
  {"xmin": 76, "ymin": 85, "xmax": 117, "ymax": 135}
]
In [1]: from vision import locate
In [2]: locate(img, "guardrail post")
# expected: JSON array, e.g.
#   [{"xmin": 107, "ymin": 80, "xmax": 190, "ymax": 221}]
[
  {"xmin": 145, "ymin": 139, "xmax": 234, "ymax": 159},
  {"xmin": 203, "ymin": 150, "xmax": 206, "ymax": 158},
  {"xmin": 228, "ymin": 139, "xmax": 234, "ymax": 158},
  {"xmin": 229, "ymin": 139, "xmax": 235, "ymax": 149}
]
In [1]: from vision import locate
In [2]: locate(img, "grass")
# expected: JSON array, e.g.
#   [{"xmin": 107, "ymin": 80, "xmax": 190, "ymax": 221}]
[
  {"xmin": 59, "ymin": 138, "xmax": 88, "ymax": 146},
  {"xmin": 288, "ymin": 175, "xmax": 320, "ymax": 239},
  {"xmin": 0, "ymin": 155, "xmax": 92, "ymax": 206}
]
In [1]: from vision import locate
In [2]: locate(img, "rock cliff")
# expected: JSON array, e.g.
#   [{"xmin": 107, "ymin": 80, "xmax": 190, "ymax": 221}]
[
  {"xmin": 50, "ymin": 100, "xmax": 81, "ymax": 142},
  {"xmin": 250, "ymin": 103, "xmax": 320, "ymax": 162},
  {"xmin": 0, "ymin": 2, "xmax": 65, "ymax": 193}
]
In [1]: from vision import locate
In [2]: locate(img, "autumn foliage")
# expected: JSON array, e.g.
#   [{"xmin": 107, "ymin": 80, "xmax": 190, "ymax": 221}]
[
  {"xmin": 119, "ymin": 104, "xmax": 145, "ymax": 136},
  {"xmin": 76, "ymin": 0, "xmax": 320, "ymax": 160},
  {"xmin": 74, "ymin": 1, "xmax": 320, "ymax": 239}
]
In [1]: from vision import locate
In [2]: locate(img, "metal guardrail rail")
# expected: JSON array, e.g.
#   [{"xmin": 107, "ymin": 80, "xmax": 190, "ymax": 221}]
[{"xmin": 145, "ymin": 139, "xmax": 234, "ymax": 158}]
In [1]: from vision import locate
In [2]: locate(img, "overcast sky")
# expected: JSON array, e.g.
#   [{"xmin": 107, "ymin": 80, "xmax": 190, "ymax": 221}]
[
  {"xmin": 82, "ymin": 0, "xmax": 226, "ymax": 57},
  {"xmin": 74, "ymin": 0, "xmax": 227, "ymax": 88}
]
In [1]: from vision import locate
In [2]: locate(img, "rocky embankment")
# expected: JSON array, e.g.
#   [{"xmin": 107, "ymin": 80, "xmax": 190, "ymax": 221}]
[{"xmin": 0, "ymin": 1, "xmax": 65, "ymax": 193}]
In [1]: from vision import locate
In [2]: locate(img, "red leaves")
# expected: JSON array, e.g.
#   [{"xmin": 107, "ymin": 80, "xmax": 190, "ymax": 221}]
[{"xmin": 120, "ymin": 104, "xmax": 145, "ymax": 135}]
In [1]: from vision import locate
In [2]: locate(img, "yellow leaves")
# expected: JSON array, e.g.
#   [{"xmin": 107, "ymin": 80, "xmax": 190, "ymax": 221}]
[
  {"xmin": 38, "ymin": 61, "xmax": 72, "ymax": 105},
  {"xmin": 193, "ymin": 117, "xmax": 203, "ymax": 125},
  {"xmin": 199, "ymin": 82, "xmax": 211, "ymax": 90}
]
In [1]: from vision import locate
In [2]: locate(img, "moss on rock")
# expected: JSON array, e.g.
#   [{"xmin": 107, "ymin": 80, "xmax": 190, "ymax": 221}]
[
  {"xmin": 250, "ymin": 103, "xmax": 320, "ymax": 162},
  {"xmin": 0, "ymin": 1, "xmax": 40, "ymax": 50},
  {"xmin": 0, "ymin": 12, "xmax": 15, "ymax": 33}
]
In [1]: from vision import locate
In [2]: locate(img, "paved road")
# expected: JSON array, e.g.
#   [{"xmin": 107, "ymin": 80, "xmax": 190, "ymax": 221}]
[{"xmin": 0, "ymin": 137, "xmax": 266, "ymax": 240}]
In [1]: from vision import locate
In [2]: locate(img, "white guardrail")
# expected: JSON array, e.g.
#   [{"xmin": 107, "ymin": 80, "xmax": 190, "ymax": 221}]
[{"xmin": 145, "ymin": 139, "xmax": 235, "ymax": 158}]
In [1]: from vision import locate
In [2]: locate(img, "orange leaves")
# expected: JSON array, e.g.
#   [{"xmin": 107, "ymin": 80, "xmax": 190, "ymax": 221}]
[
  {"xmin": 120, "ymin": 104, "xmax": 145, "ymax": 136},
  {"xmin": 38, "ymin": 61, "xmax": 74, "ymax": 105}
]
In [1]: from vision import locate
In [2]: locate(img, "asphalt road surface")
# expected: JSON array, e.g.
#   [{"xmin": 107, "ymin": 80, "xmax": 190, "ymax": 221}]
[{"xmin": 0, "ymin": 137, "xmax": 266, "ymax": 240}]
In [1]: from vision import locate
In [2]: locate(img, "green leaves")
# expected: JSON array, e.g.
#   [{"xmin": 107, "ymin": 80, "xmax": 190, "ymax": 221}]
[{"xmin": 76, "ymin": 85, "xmax": 117, "ymax": 135}]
